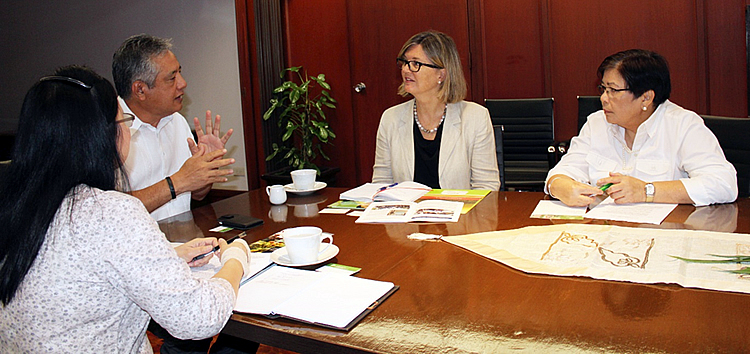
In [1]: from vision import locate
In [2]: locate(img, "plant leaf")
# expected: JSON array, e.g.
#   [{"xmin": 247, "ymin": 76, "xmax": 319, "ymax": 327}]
[{"xmin": 670, "ymin": 255, "xmax": 750, "ymax": 264}]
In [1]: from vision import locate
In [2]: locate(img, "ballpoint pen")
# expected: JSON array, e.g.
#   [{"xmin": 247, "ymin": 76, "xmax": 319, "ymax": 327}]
[
  {"xmin": 589, "ymin": 183, "xmax": 613, "ymax": 198},
  {"xmin": 190, "ymin": 231, "xmax": 247, "ymax": 263},
  {"xmin": 377, "ymin": 183, "xmax": 398, "ymax": 192}
]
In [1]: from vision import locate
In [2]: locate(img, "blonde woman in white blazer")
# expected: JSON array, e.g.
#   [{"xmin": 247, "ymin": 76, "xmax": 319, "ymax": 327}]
[{"xmin": 372, "ymin": 31, "xmax": 500, "ymax": 191}]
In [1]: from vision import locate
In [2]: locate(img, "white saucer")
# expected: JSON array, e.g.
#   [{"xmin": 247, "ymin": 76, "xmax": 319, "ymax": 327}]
[
  {"xmin": 284, "ymin": 181, "xmax": 327, "ymax": 196},
  {"xmin": 270, "ymin": 243, "xmax": 339, "ymax": 267}
]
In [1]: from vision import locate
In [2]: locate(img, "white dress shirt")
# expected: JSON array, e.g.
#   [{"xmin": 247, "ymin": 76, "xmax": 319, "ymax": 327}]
[
  {"xmin": 120, "ymin": 98, "xmax": 193, "ymax": 221},
  {"xmin": 546, "ymin": 100, "xmax": 737, "ymax": 206}
]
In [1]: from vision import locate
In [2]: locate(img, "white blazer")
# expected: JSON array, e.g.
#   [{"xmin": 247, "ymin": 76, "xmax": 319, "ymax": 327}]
[{"xmin": 372, "ymin": 99, "xmax": 500, "ymax": 191}]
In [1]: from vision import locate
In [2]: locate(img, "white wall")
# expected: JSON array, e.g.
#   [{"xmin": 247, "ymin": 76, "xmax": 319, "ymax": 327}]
[{"xmin": 0, "ymin": 0, "xmax": 248, "ymax": 190}]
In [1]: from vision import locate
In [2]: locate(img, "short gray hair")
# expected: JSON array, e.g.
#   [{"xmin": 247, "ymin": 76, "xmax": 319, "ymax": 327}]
[{"xmin": 112, "ymin": 34, "xmax": 173, "ymax": 99}]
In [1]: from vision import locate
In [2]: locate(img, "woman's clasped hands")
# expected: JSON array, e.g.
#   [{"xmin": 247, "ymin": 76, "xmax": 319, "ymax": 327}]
[{"xmin": 550, "ymin": 172, "xmax": 649, "ymax": 207}]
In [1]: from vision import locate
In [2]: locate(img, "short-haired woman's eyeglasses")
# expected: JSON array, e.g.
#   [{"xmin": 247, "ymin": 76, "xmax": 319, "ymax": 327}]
[
  {"xmin": 115, "ymin": 113, "xmax": 135, "ymax": 128},
  {"xmin": 397, "ymin": 58, "xmax": 443, "ymax": 73},
  {"xmin": 597, "ymin": 84, "xmax": 630, "ymax": 96}
]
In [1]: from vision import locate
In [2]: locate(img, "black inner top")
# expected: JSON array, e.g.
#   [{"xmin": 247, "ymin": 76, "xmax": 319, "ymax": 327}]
[{"xmin": 412, "ymin": 120, "xmax": 444, "ymax": 189}]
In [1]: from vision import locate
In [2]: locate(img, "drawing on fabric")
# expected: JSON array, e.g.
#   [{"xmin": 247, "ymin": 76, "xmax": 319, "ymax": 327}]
[
  {"xmin": 736, "ymin": 243, "xmax": 750, "ymax": 279},
  {"xmin": 541, "ymin": 231, "xmax": 655, "ymax": 269}
]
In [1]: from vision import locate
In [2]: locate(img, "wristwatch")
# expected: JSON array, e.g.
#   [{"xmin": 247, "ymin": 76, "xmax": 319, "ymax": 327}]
[{"xmin": 645, "ymin": 183, "xmax": 655, "ymax": 203}]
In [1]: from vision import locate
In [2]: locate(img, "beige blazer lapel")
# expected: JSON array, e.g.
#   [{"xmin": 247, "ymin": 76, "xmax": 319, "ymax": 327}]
[
  {"xmin": 395, "ymin": 100, "xmax": 416, "ymax": 180},
  {"xmin": 438, "ymin": 103, "xmax": 461, "ymax": 179}
]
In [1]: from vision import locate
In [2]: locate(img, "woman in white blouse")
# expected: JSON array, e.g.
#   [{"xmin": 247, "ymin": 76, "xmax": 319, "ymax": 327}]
[
  {"xmin": 546, "ymin": 49, "xmax": 737, "ymax": 207},
  {"xmin": 0, "ymin": 66, "xmax": 249, "ymax": 353}
]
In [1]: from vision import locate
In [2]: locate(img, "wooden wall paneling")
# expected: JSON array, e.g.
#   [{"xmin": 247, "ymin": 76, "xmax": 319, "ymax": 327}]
[
  {"xmin": 696, "ymin": 0, "xmax": 709, "ymax": 114},
  {"xmin": 234, "ymin": 0, "xmax": 261, "ymax": 189},
  {"xmin": 239, "ymin": 1, "xmax": 750, "ymax": 189},
  {"xmin": 468, "ymin": 0, "xmax": 486, "ymax": 102},
  {"xmin": 482, "ymin": 0, "xmax": 547, "ymax": 99},
  {"xmin": 704, "ymin": 0, "xmax": 748, "ymax": 117},
  {"xmin": 284, "ymin": 0, "xmax": 357, "ymax": 187},
  {"xmin": 547, "ymin": 0, "xmax": 702, "ymax": 141},
  {"xmin": 346, "ymin": 0, "xmax": 471, "ymax": 185}
]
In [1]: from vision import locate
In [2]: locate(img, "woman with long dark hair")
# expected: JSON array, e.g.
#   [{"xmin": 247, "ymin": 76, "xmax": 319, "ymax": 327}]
[{"xmin": 0, "ymin": 66, "xmax": 249, "ymax": 352}]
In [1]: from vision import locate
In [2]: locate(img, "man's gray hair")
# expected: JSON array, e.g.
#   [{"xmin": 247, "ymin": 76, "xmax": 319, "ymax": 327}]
[{"xmin": 112, "ymin": 34, "xmax": 173, "ymax": 99}]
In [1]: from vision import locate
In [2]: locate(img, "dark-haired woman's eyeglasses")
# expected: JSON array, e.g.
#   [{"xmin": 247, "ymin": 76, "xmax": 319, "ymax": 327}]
[
  {"xmin": 115, "ymin": 113, "xmax": 135, "ymax": 128},
  {"xmin": 39, "ymin": 76, "xmax": 92, "ymax": 89},
  {"xmin": 396, "ymin": 58, "xmax": 443, "ymax": 72},
  {"xmin": 597, "ymin": 84, "xmax": 630, "ymax": 96}
]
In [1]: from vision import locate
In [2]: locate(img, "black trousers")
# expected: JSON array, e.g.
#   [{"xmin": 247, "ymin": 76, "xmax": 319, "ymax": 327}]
[{"xmin": 148, "ymin": 320, "xmax": 259, "ymax": 354}]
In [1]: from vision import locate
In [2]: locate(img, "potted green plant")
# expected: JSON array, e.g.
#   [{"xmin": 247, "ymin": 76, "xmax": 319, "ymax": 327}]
[{"xmin": 263, "ymin": 66, "xmax": 337, "ymax": 176}]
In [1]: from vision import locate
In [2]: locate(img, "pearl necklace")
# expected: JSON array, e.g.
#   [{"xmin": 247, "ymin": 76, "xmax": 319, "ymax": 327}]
[{"xmin": 414, "ymin": 102, "xmax": 447, "ymax": 134}]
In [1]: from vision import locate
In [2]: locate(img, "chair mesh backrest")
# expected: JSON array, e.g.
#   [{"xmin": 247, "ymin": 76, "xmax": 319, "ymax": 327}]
[
  {"xmin": 484, "ymin": 98, "xmax": 554, "ymax": 163},
  {"xmin": 701, "ymin": 115, "xmax": 750, "ymax": 198},
  {"xmin": 577, "ymin": 96, "xmax": 602, "ymax": 133}
]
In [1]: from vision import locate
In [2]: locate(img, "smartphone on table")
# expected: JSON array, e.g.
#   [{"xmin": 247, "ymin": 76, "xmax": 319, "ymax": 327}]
[{"xmin": 217, "ymin": 214, "xmax": 264, "ymax": 230}]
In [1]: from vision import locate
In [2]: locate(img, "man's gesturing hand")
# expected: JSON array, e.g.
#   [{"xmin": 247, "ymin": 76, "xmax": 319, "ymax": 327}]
[
  {"xmin": 189, "ymin": 110, "xmax": 233, "ymax": 155},
  {"xmin": 172, "ymin": 145, "xmax": 234, "ymax": 194}
]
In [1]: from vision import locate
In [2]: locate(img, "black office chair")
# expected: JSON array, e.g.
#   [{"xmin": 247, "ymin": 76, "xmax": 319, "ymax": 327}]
[
  {"xmin": 493, "ymin": 125, "xmax": 505, "ymax": 191},
  {"xmin": 701, "ymin": 115, "xmax": 750, "ymax": 198},
  {"xmin": 484, "ymin": 98, "xmax": 555, "ymax": 191},
  {"xmin": 577, "ymin": 95, "xmax": 602, "ymax": 133}
]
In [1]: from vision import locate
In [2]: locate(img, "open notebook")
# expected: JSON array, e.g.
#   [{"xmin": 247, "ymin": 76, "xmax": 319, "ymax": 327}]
[
  {"xmin": 339, "ymin": 181, "xmax": 431, "ymax": 203},
  {"xmin": 234, "ymin": 265, "xmax": 398, "ymax": 330}
]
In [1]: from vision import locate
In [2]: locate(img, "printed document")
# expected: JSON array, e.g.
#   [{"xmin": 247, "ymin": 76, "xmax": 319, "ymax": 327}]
[
  {"xmin": 585, "ymin": 197, "xmax": 677, "ymax": 224},
  {"xmin": 530, "ymin": 200, "xmax": 587, "ymax": 220}
]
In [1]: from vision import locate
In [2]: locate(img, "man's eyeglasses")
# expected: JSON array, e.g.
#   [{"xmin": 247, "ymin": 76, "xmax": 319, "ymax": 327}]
[
  {"xmin": 116, "ymin": 113, "xmax": 135, "ymax": 128},
  {"xmin": 397, "ymin": 58, "xmax": 443, "ymax": 72},
  {"xmin": 597, "ymin": 84, "xmax": 630, "ymax": 96},
  {"xmin": 39, "ymin": 76, "xmax": 92, "ymax": 90}
]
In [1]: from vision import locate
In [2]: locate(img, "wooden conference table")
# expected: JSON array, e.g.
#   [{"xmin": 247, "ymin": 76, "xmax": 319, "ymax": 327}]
[{"xmin": 159, "ymin": 188, "xmax": 750, "ymax": 353}]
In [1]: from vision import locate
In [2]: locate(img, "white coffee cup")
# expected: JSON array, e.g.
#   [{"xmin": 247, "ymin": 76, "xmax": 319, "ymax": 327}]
[
  {"xmin": 290, "ymin": 169, "xmax": 316, "ymax": 190},
  {"xmin": 266, "ymin": 184, "xmax": 287, "ymax": 204},
  {"xmin": 268, "ymin": 204, "xmax": 288, "ymax": 222},
  {"xmin": 282, "ymin": 226, "xmax": 333, "ymax": 264}
]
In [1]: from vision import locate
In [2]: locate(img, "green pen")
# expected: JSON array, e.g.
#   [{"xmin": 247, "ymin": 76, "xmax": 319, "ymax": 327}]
[{"xmin": 599, "ymin": 183, "xmax": 613, "ymax": 191}]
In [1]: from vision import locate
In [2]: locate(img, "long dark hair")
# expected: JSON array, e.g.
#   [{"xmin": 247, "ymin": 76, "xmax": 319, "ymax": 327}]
[{"xmin": 0, "ymin": 66, "xmax": 124, "ymax": 305}]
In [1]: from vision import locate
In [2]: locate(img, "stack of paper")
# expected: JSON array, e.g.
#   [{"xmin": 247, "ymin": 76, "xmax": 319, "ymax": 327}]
[{"xmin": 339, "ymin": 181, "xmax": 431, "ymax": 203}]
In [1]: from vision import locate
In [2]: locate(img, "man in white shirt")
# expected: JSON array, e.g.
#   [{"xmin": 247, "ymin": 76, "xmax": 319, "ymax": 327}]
[
  {"xmin": 113, "ymin": 34, "xmax": 256, "ymax": 353},
  {"xmin": 112, "ymin": 34, "xmax": 235, "ymax": 221}
]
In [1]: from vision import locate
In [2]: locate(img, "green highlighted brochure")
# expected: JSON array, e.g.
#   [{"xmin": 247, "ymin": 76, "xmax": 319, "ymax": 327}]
[{"xmin": 417, "ymin": 189, "xmax": 490, "ymax": 214}]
